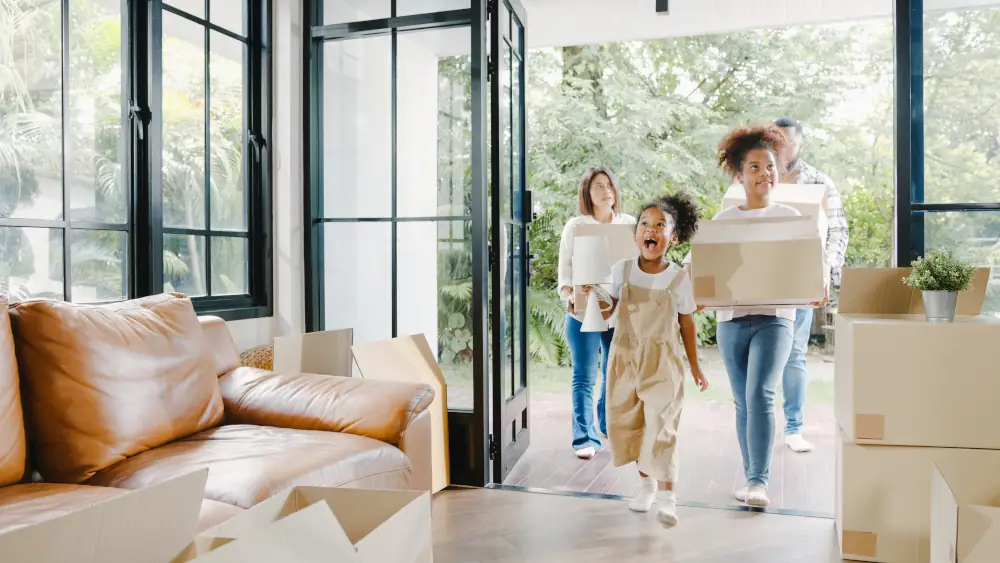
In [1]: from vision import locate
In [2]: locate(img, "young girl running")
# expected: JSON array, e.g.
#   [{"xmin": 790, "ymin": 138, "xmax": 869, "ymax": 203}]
[{"xmin": 598, "ymin": 192, "xmax": 708, "ymax": 528}]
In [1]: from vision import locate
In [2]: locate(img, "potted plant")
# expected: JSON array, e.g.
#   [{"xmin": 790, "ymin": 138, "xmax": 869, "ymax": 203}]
[{"xmin": 902, "ymin": 249, "xmax": 977, "ymax": 323}]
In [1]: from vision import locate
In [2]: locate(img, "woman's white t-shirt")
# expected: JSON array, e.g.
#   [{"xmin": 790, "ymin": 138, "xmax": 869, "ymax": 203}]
[
  {"xmin": 709, "ymin": 203, "xmax": 801, "ymax": 323},
  {"xmin": 558, "ymin": 213, "xmax": 637, "ymax": 324},
  {"xmin": 609, "ymin": 259, "xmax": 697, "ymax": 317}
]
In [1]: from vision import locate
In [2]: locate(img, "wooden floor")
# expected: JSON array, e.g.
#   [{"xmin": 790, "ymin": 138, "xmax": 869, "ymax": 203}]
[
  {"xmin": 503, "ymin": 392, "xmax": 836, "ymax": 516},
  {"xmin": 432, "ymin": 487, "xmax": 845, "ymax": 562}
]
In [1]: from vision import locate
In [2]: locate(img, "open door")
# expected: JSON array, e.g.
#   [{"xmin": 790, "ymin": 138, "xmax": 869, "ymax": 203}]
[{"xmin": 489, "ymin": 0, "xmax": 530, "ymax": 482}]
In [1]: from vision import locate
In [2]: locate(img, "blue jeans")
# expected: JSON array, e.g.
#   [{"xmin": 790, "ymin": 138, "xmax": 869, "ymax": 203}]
[
  {"xmin": 782, "ymin": 308, "xmax": 813, "ymax": 435},
  {"xmin": 717, "ymin": 315, "xmax": 794, "ymax": 488},
  {"xmin": 565, "ymin": 314, "xmax": 614, "ymax": 451}
]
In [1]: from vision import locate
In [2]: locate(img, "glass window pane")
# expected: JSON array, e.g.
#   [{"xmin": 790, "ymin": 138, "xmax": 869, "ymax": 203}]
[
  {"xmin": 211, "ymin": 236, "xmax": 248, "ymax": 295},
  {"xmin": 1, "ymin": 1, "xmax": 63, "ymax": 221},
  {"xmin": 397, "ymin": 220, "xmax": 473, "ymax": 410},
  {"xmin": 210, "ymin": 0, "xmax": 244, "ymax": 36},
  {"xmin": 512, "ymin": 51, "xmax": 522, "ymax": 221},
  {"xmin": 164, "ymin": 233, "xmax": 207, "ymax": 297},
  {"xmin": 397, "ymin": 26, "xmax": 471, "ymax": 218},
  {"xmin": 210, "ymin": 32, "xmax": 247, "ymax": 231},
  {"xmin": 68, "ymin": 0, "xmax": 127, "ymax": 224},
  {"xmin": 162, "ymin": 12, "xmax": 207, "ymax": 229},
  {"xmin": 923, "ymin": 7, "xmax": 1000, "ymax": 204},
  {"xmin": 71, "ymin": 230, "xmax": 126, "ymax": 303},
  {"xmin": 323, "ymin": 0, "xmax": 389, "ymax": 24},
  {"xmin": 396, "ymin": 0, "xmax": 470, "ymax": 17},
  {"xmin": 166, "ymin": 0, "xmax": 204, "ymax": 18},
  {"xmin": 324, "ymin": 222, "xmax": 392, "ymax": 355},
  {"xmin": 322, "ymin": 37, "xmax": 392, "ymax": 218},
  {"xmin": 923, "ymin": 211, "xmax": 1000, "ymax": 317},
  {"xmin": 0, "ymin": 227, "xmax": 64, "ymax": 301}
]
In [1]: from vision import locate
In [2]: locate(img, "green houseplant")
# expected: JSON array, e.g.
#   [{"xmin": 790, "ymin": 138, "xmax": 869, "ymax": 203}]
[{"xmin": 902, "ymin": 249, "xmax": 976, "ymax": 323}]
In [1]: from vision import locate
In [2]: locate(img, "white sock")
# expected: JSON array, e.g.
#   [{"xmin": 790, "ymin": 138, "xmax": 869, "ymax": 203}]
[
  {"xmin": 785, "ymin": 433, "xmax": 814, "ymax": 453},
  {"xmin": 574, "ymin": 446, "xmax": 596, "ymax": 460},
  {"xmin": 746, "ymin": 484, "xmax": 769, "ymax": 507},
  {"xmin": 656, "ymin": 490, "xmax": 678, "ymax": 528},
  {"xmin": 628, "ymin": 476, "xmax": 658, "ymax": 513}
]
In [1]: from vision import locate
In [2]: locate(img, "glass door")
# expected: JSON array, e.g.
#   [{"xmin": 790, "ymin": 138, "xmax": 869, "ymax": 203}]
[{"xmin": 489, "ymin": 0, "xmax": 530, "ymax": 481}]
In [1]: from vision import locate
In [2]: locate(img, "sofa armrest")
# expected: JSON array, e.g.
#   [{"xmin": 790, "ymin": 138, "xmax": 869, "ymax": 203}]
[{"xmin": 218, "ymin": 367, "xmax": 435, "ymax": 445}]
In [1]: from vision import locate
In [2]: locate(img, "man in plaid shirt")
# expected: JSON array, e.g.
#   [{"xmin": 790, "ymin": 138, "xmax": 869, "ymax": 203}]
[{"xmin": 774, "ymin": 118, "xmax": 849, "ymax": 453}]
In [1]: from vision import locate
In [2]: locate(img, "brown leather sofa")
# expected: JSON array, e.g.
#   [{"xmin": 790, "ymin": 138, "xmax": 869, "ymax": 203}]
[{"xmin": 0, "ymin": 294, "xmax": 434, "ymax": 535}]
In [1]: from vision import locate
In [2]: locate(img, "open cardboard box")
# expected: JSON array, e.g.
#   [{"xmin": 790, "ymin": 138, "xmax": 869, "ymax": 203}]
[
  {"xmin": 931, "ymin": 463, "xmax": 1000, "ymax": 563},
  {"xmin": 353, "ymin": 334, "xmax": 450, "ymax": 493},
  {"xmin": 272, "ymin": 328, "xmax": 354, "ymax": 377},
  {"xmin": 0, "ymin": 470, "xmax": 208, "ymax": 563},
  {"xmin": 689, "ymin": 215, "xmax": 827, "ymax": 307},
  {"xmin": 722, "ymin": 183, "xmax": 829, "ymax": 242},
  {"xmin": 834, "ymin": 267, "xmax": 1000, "ymax": 449},
  {"xmin": 837, "ymin": 433, "xmax": 1000, "ymax": 563},
  {"xmin": 175, "ymin": 487, "xmax": 432, "ymax": 563}
]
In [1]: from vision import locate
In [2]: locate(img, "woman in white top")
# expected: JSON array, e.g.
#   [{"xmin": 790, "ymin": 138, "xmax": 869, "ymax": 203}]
[
  {"xmin": 557, "ymin": 167, "xmax": 636, "ymax": 459},
  {"xmin": 710, "ymin": 125, "xmax": 827, "ymax": 507}
]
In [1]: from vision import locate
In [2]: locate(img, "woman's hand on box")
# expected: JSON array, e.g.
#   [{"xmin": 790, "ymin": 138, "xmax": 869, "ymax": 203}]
[{"xmin": 695, "ymin": 305, "xmax": 707, "ymax": 313}]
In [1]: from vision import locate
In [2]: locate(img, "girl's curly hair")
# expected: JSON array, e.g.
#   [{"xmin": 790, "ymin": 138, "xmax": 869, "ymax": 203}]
[
  {"xmin": 717, "ymin": 124, "xmax": 791, "ymax": 178},
  {"xmin": 635, "ymin": 191, "xmax": 701, "ymax": 244}
]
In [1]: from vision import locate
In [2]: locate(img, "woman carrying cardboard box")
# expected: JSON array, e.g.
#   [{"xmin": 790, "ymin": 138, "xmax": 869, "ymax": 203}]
[
  {"xmin": 557, "ymin": 167, "xmax": 636, "ymax": 460},
  {"xmin": 708, "ymin": 125, "xmax": 828, "ymax": 507}
]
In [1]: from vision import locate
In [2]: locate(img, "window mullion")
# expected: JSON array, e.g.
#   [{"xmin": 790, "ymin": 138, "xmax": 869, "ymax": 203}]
[{"xmin": 60, "ymin": 0, "xmax": 72, "ymax": 302}]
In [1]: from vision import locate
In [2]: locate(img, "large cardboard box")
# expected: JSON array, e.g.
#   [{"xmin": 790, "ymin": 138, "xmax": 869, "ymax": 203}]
[
  {"xmin": 0, "ymin": 470, "xmax": 208, "ymax": 563},
  {"xmin": 722, "ymin": 183, "xmax": 829, "ymax": 242},
  {"xmin": 689, "ymin": 215, "xmax": 826, "ymax": 307},
  {"xmin": 272, "ymin": 328, "xmax": 354, "ymax": 377},
  {"xmin": 353, "ymin": 334, "xmax": 449, "ymax": 493},
  {"xmin": 931, "ymin": 463, "xmax": 1000, "ymax": 563},
  {"xmin": 834, "ymin": 268, "xmax": 999, "ymax": 449},
  {"xmin": 836, "ymin": 433, "xmax": 1000, "ymax": 562},
  {"xmin": 176, "ymin": 487, "xmax": 432, "ymax": 563},
  {"xmin": 573, "ymin": 223, "xmax": 638, "ymax": 266}
]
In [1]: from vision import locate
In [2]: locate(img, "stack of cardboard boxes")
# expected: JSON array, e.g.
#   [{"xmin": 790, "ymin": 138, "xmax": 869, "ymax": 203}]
[{"xmin": 835, "ymin": 268, "xmax": 1000, "ymax": 562}]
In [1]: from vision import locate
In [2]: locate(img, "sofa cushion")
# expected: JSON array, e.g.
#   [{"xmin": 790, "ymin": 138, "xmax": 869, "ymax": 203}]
[
  {"xmin": 0, "ymin": 484, "xmax": 243, "ymax": 534},
  {"xmin": 8, "ymin": 294, "xmax": 224, "ymax": 483},
  {"xmin": 86, "ymin": 425, "xmax": 412, "ymax": 509},
  {"xmin": 0, "ymin": 298, "xmax": 26, "ymax": 486}
]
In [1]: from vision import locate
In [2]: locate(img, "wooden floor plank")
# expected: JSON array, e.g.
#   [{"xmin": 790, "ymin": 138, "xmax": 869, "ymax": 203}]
[{"xmin": 433, "ymin": 488, "xmax": 846, "ymax": 563}]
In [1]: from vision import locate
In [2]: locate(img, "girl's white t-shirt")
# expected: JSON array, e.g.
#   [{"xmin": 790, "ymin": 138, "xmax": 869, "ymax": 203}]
[
  {"xmin": 709, "ymin": 203, "xmax": 801, "ymax": 323},
  {"xmin": 609, "ymin": 259, "xmax": 697, "ymax": 316}
]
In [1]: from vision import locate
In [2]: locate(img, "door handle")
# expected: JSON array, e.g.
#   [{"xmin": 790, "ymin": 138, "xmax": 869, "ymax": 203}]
[{"xmin": 128, "ymin": 103, "xmax": 149, "ymax": 141}]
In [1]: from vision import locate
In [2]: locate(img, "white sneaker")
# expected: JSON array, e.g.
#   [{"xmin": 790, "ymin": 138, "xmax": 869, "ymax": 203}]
[
  {"xmin": 746, "ymin": 485, "xmax": 769, "ymax": 507},
  {"xmin": 785, "ymin": 433, "xmax": 814, "ymax": 453},
  {"xmin": 734, "ymin": 486, "xmax": 749, "ymax": 502},
  {"xmin": 628, "ymin": 476, "xmax": 658, "ymax": 513},
  {"xmin": 655, "ymin": 490, "xmax": 679, "ymax": 528},
  {"xmin": 574, "ymin": 446, "xmax": 597, "ymax": 460}
]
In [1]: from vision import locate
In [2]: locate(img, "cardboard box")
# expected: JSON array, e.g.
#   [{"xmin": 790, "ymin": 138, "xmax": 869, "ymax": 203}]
[
  {"xmin": 834, "ymin": 268, "xmax": 1000, "ymax": 448},
  {"xmin": 272, "ymin": 328, "xmax": 354, "ymax": 377},
  {"xmin": 722, "ymin": 183, "xmax": 829, "ymax": 242},
  {"xmin": 689, "ymin": 216, "xmax": 826, "ymax": 307},
  {"xmin": 931, "ymin": 463, "xmax": 1000, "ymax": 563},
  {"xmin": 836, "ymin": 433, "xmax": 1000, "ymax": 562},
  {"xmin": 176, "ymin": 487, "xmax": 432, "ymax": 563},
  {"xmin": 0, "ymin": 470, "xmax": 208, "ymax": 563},
  {"xmin": 353, "ymin": 334, "xmax": 449, "ymax": 493}
]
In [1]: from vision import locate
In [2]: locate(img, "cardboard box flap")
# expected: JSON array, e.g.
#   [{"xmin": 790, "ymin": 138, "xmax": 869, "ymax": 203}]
[
  {"xmin": 0, "ymin": 469, "xmax": 208, "ymax": 563},
  {"xmin": 691, "ymin": 216, "xmax": 818, "ymax": 245},
  {"xmin": 838, "ymin": 267, "xmax": 990, "ymax": 315},
  {"xmin": 178, "ymin": 501, "xmax": 354, "ymax": 563},
  {"xmin": 574, "ymin": 223, "xmax": 638, "ymax": 265},
  {"xmin": 960, "ymin": 506, "xmax": 1000, "ymax": 562},
  {"xmin": 272, "ymin": 328, "xmax": 354, "ymax": 377},
  {"xmin": 931, "ymin": 463, "xmax": 960, "ymax": 563}
]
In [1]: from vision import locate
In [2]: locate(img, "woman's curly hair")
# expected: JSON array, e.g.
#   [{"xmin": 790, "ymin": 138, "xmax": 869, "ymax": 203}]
[
  {"xmin": 635, "ymin": 191, "xmax": 701, "ymax": 244},
  {"xmin": 717, "ymin": 124, "xmax": 791, "ymax": 178}
]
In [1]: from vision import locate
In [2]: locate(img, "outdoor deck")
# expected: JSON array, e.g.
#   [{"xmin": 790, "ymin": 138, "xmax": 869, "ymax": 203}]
[{"xmin": 501, "ymin": 351, "xmax": 836, "ymax": 516}]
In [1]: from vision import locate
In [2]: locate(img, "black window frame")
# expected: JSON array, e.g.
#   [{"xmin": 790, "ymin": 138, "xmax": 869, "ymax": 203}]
[{"xmin": 0, "ymin": 0, "xmax": 271, "ymax": 321}]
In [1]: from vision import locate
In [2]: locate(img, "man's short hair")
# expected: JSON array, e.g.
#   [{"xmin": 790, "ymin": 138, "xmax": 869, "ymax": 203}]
[{"xmin": 774, "ymin": 117, "xmax": 803, "ymax": 135}]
